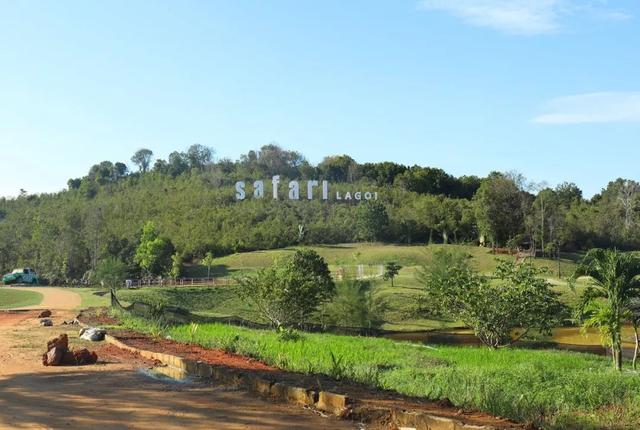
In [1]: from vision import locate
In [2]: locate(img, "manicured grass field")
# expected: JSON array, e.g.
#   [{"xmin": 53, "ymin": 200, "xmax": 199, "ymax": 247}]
[
  {"xmin": 118, "ymin": 313, "xmax": 640, "ymax": 429},
  {"xmin": 71, "ymin": 288, "xmax": 111, "ymax": 309},
  {"xmin": 120, "ymin": 243, "xmax": 581, "ymax": 331},
  {"xmin": 184, "ymin": 243, "xmax": 579, "ymax": 279},
  {"xmin": 0, "ymin": 288, "xmax": 43, "ymax": 309}
]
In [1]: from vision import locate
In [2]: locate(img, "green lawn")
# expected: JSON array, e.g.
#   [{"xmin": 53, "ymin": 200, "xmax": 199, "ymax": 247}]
[
  {"xmin": 0, "ymin": 288, "xmax": 43, "ymax": 309},
  {"xmin": 122, "ymin": 244, "xmax": 581, "ymax": 331},
  {"xmin": 118, "ymin": 313, "xmax": 640, "ymax": 430},
  {"xmin": 184, "ymin": 243, "xmax": 579, "ymax": 279},
  {"xmin": 71, "ymin": 288, "xmax": 111, "ymax": 309}
]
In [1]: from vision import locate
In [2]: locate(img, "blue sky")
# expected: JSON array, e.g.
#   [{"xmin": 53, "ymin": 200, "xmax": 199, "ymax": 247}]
[{"xmin": 0, "ymin": 0, "xmax": 638, "ymax": 198}]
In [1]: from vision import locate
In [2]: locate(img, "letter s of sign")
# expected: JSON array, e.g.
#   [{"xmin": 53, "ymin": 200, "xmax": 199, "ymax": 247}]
[{"xmin": 235, "ymin": 181, "xmax": 246, "ymax": 200}]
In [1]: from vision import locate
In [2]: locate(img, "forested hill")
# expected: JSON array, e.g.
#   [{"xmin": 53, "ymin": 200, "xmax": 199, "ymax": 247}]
[{"xmin": 0, "ymin": 143, "xmax": 637, "ymax": 283}]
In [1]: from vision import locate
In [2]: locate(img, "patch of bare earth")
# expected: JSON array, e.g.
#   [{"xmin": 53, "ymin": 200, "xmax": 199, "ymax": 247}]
[{"xmin": 0, "ymin": 309, "xmax": 356, "ymax": 430}]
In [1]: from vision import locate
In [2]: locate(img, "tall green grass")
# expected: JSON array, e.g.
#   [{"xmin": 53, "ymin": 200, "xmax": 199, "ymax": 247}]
[{"xmin": 117, "ymin": 313, "xmax": 640, "ymax": 429}]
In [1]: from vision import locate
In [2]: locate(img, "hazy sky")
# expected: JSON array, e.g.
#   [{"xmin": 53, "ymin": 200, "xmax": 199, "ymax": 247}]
[{"xmin": 0, "ymin": 0, "xmax": 638, "ymax": 198}]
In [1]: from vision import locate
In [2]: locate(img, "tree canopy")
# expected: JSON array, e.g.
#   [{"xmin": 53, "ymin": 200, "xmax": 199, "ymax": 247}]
[
  {"xmin": 237, "ymin": 249, "xmax": 335, "ymax": 328},
  {"xmin": 1, "ymin": 143, "xmax": 639, "ymax": 283}
]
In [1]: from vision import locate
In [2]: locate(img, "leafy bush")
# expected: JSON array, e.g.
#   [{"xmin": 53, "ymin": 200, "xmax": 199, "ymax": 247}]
[
  {"xmin": 237, "ymin": 249, "xmax": 335, "ymax": 328},
  {"xmin": 417, "ymin": 249, "xmax": 567, "ymax": 348}
]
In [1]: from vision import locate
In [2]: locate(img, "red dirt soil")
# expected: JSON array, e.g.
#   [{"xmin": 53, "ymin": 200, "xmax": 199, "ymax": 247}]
[
  {"xmin": 1, "ymin": 308, "xmax": 356, "ymax": 430},
  {"xmin": 117, "ymin": 331, "xmax": 277, "ymax": 372},
  {"xmin": 0, "ymin": 310, "xmax": 35, "ymax": 326}
]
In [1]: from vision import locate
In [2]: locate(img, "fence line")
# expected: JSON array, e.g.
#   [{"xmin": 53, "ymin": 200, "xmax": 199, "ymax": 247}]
[
  {"xmin": 124, "ymin": 277, "xmax": 237, "ymax": 288},
  {"xmin": 109, "ymin": 289, "xmax": 386, "ymax": 336}
]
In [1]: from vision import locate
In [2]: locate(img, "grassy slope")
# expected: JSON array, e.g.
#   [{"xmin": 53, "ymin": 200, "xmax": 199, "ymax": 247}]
[
  {"xmin": 119, "ymin": 314, "xmax": 640, "ymax": 429},
  {"xmin": 0, "ymin": 288, "xmax": 43, "ymax": 309},
  {"xmin": 179, "ymin": 243, "xmax": 581, "ymax": 330},
  {"xmin": 184, "ymin": 243, "xmax": 578, "ymax": 277},
  {"xmin": 72, "ymin": 288, "xmax": 111, "ymax": 309},
  {"xmin": 117, "ymin": 286, "xmax": 257, "ymax": 319}
]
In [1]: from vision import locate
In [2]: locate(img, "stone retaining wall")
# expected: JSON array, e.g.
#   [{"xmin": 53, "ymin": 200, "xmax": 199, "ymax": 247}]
[{"xmin": 103, "ymin": 334, "xmax": 504, "ymax": 430}]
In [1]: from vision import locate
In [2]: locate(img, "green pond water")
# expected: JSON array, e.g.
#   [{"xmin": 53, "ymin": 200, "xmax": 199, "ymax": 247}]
[{"xmin": 384, "ymin": 325, "xmax": 637, "ymax": 357}]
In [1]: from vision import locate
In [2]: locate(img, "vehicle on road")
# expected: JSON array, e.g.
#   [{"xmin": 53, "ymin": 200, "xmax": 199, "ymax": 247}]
[{"xmin": 2, "ymin": 268, "xmax": 39, "ymax": 285}]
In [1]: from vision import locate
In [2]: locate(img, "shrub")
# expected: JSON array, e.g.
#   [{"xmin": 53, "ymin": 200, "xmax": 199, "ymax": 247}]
[
  {"xmin": 417, "ymin": 250, "xmax": 566, "ymax": 348},
  {"xmin": 237, "ymin": 249, "xmax": 335, "ymax": 328}
]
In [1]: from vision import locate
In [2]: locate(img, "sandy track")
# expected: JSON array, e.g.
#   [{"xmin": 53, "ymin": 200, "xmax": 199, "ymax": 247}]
[
  {"xmin": 0, "ymin": 310, "xmax": 356, "ymax": 429},
  {"xmin": 8, "ymin": 287, "xmax": 81, "ymax": 310}
]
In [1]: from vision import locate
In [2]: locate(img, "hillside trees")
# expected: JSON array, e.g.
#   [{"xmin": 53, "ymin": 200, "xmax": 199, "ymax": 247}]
[
  {"xmin": 4, "ymin": 144, "xmax": 640, "ymax": 283},
  {"xmin": 592, "ymin": 179, "xmax": 640, "ymax": 248},
  {"xmin": 152, "ymin": 145, "xmax": 215, "ymax": 176},
  {"xmin": 239, "ymin": 144, "xmax": 307, "ymax": 178},
  {"xmin": 131, "ymin": 149, "xmax": 154, "ymax": 173},
  {"xmin": 359, "ymin": 162, "xmax": 408, "ymax": 186},
  {"xmin": 202, "ymin": 252, "xmax": 215, "ymax": 279},
  {"xmin": 186, "ymin": 144, "xmax": 214, "ymax": 170},
  {"xmin": 318, "ymin": 155, "xmax": 358, "ymax": 182},
  {"xmin": 94, "ymin": 256, "xmax": 127, "ymax": 290},
  {"xmin": 474, "ymin": 172, "xmax": 526, "ymax": 247},
  {"xmin": 355, "ymin": 201, "xmax": 389, "ymax": 241},
  {"xmin": 134, "ymin": 221, "xmax": 175, "ymax": 276},
  {"xmin": 167, "ymin": 151, "xmax": 190, "ymax": 176}
]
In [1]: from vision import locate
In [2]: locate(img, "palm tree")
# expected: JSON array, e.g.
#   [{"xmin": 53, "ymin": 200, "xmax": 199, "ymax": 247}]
[
  {"xmin": 628, "ymin": 298, "xmax": 640, "ymax": 370},
  {"xmin": 575, "ymin": 249, "xmax": 640, "ymax": 371}
]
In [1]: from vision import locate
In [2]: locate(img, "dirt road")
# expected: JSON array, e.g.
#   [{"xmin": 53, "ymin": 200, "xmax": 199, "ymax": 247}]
[
  {"xmin": 8, "ymin": 287, "xmax": 81, "ymax": 310},
  {"xmin": 0, "ymin": 306, "xmax": 357, "ymax": 429}
]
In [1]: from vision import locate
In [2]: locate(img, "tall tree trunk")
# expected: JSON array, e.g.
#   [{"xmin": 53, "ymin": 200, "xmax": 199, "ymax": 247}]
[{"xmin": 612, "ymin": 335, "xmax": 623, "ymax": 371}]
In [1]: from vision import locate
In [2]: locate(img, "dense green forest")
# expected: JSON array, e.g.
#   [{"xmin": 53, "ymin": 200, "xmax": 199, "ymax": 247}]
[{"xmin": 0, "ymin": 143, "xmax": 637, "ymax": 283}]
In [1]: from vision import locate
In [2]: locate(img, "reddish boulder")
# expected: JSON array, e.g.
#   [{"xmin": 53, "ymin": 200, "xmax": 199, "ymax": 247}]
[
  {"xmin": 37, "ymin": 310, "xmax": 52, "ymax": 318},
  {"xmin": 43, "ymin": 346, "xmax": 65, "ymax": 366},
  {"xmin": 73, "ymin": 348, "xmax": 98, "ymax": 365},
  {"xmin": 41, "ymin": 333, "xmax": 98, "ymax": 366},
  {"xmin": 61, "ymin": 351, "xmax": 77, "ymax": 365},
  {"xmin": 46, "ymin": 334, "xmax": 68, "ymax": 352}
]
